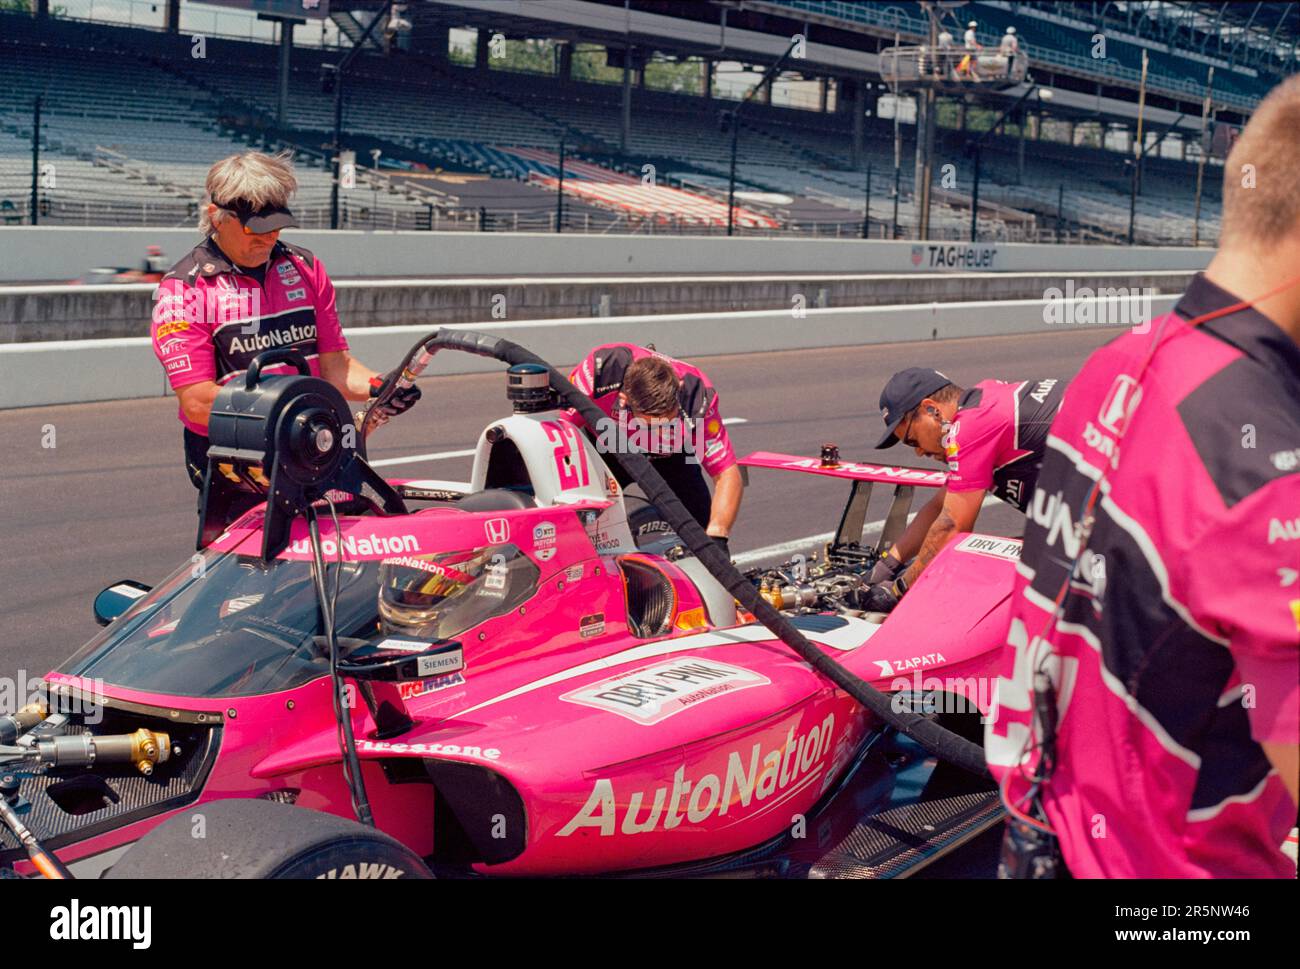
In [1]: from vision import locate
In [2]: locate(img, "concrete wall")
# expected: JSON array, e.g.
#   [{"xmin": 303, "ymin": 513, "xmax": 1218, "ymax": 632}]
[
  {"xmin": 0, "ymin": 294, "xmax": 1178, "ymax": 410},
  {"xmin": 0, "ymin": 270, "xmax": 1196, "ymax": 342},
  {"xmin": 0, "ymin": 226, "xmax": 1213, "ymax": 283}
]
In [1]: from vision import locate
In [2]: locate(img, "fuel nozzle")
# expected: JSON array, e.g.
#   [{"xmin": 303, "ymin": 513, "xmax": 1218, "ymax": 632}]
[{"xmin": 32, "ymin": 728, "xmax": 173, "ymax": 776}]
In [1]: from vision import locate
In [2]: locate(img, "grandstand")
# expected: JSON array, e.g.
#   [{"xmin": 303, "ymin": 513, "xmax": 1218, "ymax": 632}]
[{"xmin": 1, "ymin": 1, "xmax": 1294, "ymax": 245}]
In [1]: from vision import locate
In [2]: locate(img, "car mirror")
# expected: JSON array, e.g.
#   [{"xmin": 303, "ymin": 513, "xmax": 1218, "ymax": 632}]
[{"xmin": 93, "ymin": 580, "xmax": 152, "ymax": 627}]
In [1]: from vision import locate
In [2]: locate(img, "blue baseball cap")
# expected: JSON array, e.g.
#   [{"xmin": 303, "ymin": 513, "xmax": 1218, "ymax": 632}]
[{"xmin": 873, "ymin": 367, "xmax": 953, "ymax": 448}]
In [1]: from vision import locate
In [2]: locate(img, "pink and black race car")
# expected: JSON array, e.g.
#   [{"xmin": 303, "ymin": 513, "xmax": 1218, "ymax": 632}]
[{"xmin": 0, "ymin": 330, "xmax": 1017, "ymax": 879}]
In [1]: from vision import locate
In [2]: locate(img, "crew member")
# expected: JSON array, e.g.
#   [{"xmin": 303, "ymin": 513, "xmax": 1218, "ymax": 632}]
[
  {"xmin": 961, "ymin": 20, "xmax": 982, "ymax": 77},
  {"xmin": 986, "ymin": 74, "xmax": 1300, "ymax": 878},
  {"xmin": 566, "ymin": 343, "xmax": 742, "ymax": 555},
  {"xmin": 858, "ymin": 367, "xmax": 1064, "ymax": 611},
  {"xmin": 150, "ymin": 151, "xmax": 419, "ymax": 493},
  {"xmin": 999, "ymin": 25, "xmax": 1019, "ymax": 56}
]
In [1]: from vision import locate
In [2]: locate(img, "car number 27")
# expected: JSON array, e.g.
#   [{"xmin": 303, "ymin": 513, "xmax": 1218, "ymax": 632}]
[{"xmin": 542, "ymin": 421, "xmax": 590, "ymax": 490}]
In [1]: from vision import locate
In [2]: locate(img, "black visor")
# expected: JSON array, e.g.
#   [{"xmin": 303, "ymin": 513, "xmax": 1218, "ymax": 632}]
[{"xmin": 219, "ymin": 199, "xmax": 298, "ymax": 233}]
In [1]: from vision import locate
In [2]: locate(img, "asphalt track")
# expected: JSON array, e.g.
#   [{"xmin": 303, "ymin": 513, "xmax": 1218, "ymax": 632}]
[{"xmin": 0, "ymin": 327, "xmax": 1116, "ymax": 876}]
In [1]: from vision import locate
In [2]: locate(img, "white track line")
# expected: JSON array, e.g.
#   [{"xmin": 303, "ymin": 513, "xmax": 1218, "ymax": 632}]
[
  {"xmin": 370, "ymin": 417, "xmax": 748, "ymax": 468},
  {"xmin": 732, "ymin": 494, "xmax": 1001, "ymax": 566}
]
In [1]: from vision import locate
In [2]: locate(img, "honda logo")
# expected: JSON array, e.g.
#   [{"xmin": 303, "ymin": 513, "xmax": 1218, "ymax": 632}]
[
  {"xmin": 1098, "ymin": 374, "xmax": 1142, "ymax": 434},
  {"xmin": 484, "ymin": 518, "xmax": 511, "ymax": 545}
]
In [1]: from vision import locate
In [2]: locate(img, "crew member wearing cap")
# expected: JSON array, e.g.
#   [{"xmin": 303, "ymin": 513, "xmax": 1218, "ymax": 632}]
[
  {"xmin": 857, "ymin": 367, "xmax": 1065, "ymax": 612},
  {"xmin": 150, "ymin": 151, "xmax": 419, "ymax": 493}
]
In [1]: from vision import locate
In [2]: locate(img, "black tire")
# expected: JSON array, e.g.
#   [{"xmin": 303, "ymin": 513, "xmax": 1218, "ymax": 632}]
[
  {"xmin": 624, "ymin": 495, "xmax": 678, "ymax": 546},
  {"xmin": 104, "ymin": 799, "xmax": 433, "ymax": 880}
]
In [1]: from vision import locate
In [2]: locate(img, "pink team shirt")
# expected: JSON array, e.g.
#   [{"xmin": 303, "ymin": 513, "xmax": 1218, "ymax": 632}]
[
  {"xmin": 564, "ymin": 343, "xmax": 737, "ymax": 478},
  {"xmin": 986, "ymin": 274, "xmax": 1299, "ymax": 877},
  {"xmin": 151, "ymin": 238, "xmax": 349, "ymax": 434},
  {"xmin": 943, "ymin": 377, "xmax": 1064, "ymax": 511}
]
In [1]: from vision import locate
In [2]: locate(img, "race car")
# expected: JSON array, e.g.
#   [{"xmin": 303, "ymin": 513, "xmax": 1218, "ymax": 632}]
[{"xmin": 0, "ymin": 329, "xmax": 1014, "ymax": 879}]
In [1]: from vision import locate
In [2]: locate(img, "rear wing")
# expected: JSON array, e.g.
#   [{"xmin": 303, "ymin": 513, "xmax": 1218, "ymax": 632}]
[
  {"xmin": 738, "ymin": 451, "xmax": 947, "ymax": 557},
  {"xmin": 738, "ymin": 452, "xmax": 947, "ymax": 488}
]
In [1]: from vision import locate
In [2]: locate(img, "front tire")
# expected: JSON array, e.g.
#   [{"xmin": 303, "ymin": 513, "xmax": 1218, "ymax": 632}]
[{"xmin": 104, "ymin": 799, "xmax": 433, "ymax": 880}]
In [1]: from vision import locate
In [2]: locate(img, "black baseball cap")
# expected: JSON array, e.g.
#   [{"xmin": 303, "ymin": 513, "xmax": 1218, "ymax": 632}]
[
  {"xmin": 218, "ymin": 198, "xmax": 298, "ymax": 233},
  {"xmin": 873, "ymin": 367, "xmax": 953, "ymax": 448}
]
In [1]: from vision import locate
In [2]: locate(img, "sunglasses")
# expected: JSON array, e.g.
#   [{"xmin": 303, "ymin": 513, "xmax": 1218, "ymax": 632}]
[
  {"xmin": 899, "ymin": 410, "xmax": 922, "ymax": 449},
  {"xmin": 217, "ymin": 203, "xmax": 282, "ymax": 236}
]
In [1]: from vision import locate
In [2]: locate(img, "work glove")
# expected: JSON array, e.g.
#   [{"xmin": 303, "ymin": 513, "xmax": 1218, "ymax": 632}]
[
  {"xmin": 855, "ymin": 580, "xmax": 902, "ymax": 614},
  {"xmin": 868, "ymin": 548, "xmax": 905, "ymax": 586},
  {"xmin": 369, "ymin": 369, "xmax": 422, "ymax": 418}
]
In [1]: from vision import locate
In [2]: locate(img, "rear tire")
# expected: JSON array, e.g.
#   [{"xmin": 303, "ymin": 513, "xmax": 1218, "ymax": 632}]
[{"xmin": 104, "ymin": 799, "xmax": 433, "ymax": 880}]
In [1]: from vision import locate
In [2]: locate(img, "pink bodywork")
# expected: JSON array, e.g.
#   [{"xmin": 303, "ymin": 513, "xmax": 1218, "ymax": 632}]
[{"xmin": 36, "ymin": 453, "xmax": 1013, "ymax": 877}]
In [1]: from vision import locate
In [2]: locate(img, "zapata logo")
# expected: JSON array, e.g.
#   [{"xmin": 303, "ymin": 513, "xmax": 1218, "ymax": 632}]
[{"xmin": 911, "ymin": 246, "xmax": 924, "ymax": 266}]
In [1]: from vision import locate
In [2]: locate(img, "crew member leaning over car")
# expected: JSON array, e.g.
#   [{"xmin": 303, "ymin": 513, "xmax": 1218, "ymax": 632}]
[
  {"xmin": 149, "ymin": 151, "xmax": 419, "ymax": 494},
  {"xmin": 564, "ymin": 343, "xmax": 742, "ymax": 556},
  {"xmin": 856, "ymin": 367, "xmax": 1065, "ymax": 613}
]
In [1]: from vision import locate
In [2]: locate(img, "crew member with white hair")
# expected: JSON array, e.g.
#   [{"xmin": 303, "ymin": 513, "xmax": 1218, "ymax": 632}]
[{"xmin": 150, "ymin": 151, "xmax": 420, "ymax": 492}]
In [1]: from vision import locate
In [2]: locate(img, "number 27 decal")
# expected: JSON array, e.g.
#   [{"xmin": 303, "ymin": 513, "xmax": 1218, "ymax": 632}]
[{"xmin": 542, "ymin": 421, "xmax": 590, "ymax": 489}]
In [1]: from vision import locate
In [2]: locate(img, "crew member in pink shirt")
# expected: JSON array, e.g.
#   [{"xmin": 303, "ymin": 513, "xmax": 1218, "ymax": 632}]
[{"xmin": 150, "ymin": 152, "xmax": 418, "ymax": 492}]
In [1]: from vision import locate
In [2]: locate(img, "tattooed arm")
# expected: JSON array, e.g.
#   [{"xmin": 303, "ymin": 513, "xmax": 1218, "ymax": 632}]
[{"xmin": 897, "ymin": 488, "xmax": 986, "ymax": 588}]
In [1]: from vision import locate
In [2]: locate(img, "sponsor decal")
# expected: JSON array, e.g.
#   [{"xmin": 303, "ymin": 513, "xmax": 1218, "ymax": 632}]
[
  {"xmin": 564, "ymin": 563, "xmax": 584, "ymax": 583},
  {"xmin": 284, "ymin": 287, "xmax": 307, "ymax": 302},
  {"xmin": 316, "ymin": 864, "xmax": 405, "ymax": 880},
  {"xmin": 1098, "ymin": 374, "xmax": 1142, "ymax": 434},
  {"xmin": 155, "ymin": 318, "xmax": 190, "ymax": 339},
  {"xmin": 157, "ymin": 337, "xmax": 186, "ymax": 355},
  {"xmin": 704, "ymin": 438, "xmax": 725, "ymax": 459},
  {"xmin": 605, "ymin": 475, "xmax": 620, "ymax": 498},
  {"xmin": 943, "ymin": 421, "xmax": 960, "ymax": 470},
  {"xmin": 873, "ymin": 652, "xmax": 947, "ymax": 677},
  {"xmin": 1270, "ymin": 448, "xmax": 1300, "ymax": 472},
  {"xmin": 165, "ymin": 355, "xmax": 192, "ymax": 376},
  {"xmin": 417, "ymin": 647, "xmax": 464, "ymax": 677},
  {"xmin": 1028, "ymin": 378, "xmax": 1058, "ymax": 405},
  {"xmin": 227, "ymin": 323, "xmax": 317, "ymax": 355},
  {"xmin": 674, "ymin": 607, "xmax": 708, "ymax": 630},
  {"xmin": 484, "ymin": 518, "xmax": 510, "ymax": 545},
  {"xmin": 374, "ymin": 637, "xmax": 434, "ymax": 653},
  {"xmin": 287, "ymin": 533, "xmax": 420, "ymax": 557},
  {"xmin": 397, "ymin": 671, "xmax": 466, "ymax": 700},
  {"xmin": 1279, "ymin": 568, "xmax": 1299, "ymax": 588},
  {"xmin": 909, "ymin": 244, "xmax": 999, "ymax": 270},
  {"xmin": 1003, "ymin": 479, "xmax": 1024, "ymax": 505},
  {"xmin": 480, "ymin": 557, "xmax": 508, "ymax": 594},
  {"xmin": 561, "ymin": 658, "xmax": 768, "ymax": 724},
  {"xmin": 706, "ymin": 418, "xmax": 721, "ymax": 437},
  {"xmin": 776, "ymin": 459, "xmax": 947, "ymax": 484},
  {"xmin": 355, "ymin": 738, "xmax": 501, "ymax": 760},
  {"xmin": 557, "ymin": 714, "xmax": 835, "ymax": 836},
  {"xmin": 579, "ymin": 613, "xmax": 606, "ymax": 639},
  {"xmin": 1082, "ymin": 421, "xmax": 1121, "ymax": 470},
  {"xmin": 533, "ymin": 521, "xmax": 557, "ymax": 556},
  {"xmin": 1267, "ymin": 517, "xmax": 1300, "ymax": 544},
  {"xmin": 955, "ymin": 535, "xmax": 1022, "ymax": 561},
  {"xmin": 1029, "ymin": 489, "xmax": 1085, "ymax": 558}
]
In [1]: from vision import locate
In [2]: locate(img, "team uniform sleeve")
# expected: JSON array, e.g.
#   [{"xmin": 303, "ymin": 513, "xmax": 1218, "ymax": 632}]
[
  {"xmin": 151, "ymin": 276, "xmax": 216, "ymax": 389},
  {"xmin": 308, "ymin": 255, "xmax": 349, "ymax": 354},
  {"xmin": 559, "ymin": 357, "xmax": 597, "ymax": 431},
  {"xmin": 943, "ymin": 408, "xmax": 1005, "ymax": 494},
  {"xmin": 1182, "ymin": 478, "xmax": 1300, "ymax": 747},
  {"xmin": 696, "ymin": 389, "xmax": 736, "ymax": 477}
]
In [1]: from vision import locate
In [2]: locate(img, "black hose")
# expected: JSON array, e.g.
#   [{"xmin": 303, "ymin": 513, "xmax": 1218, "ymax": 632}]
[{"xmin": 370, "ymin": 328, "xmax": 991, "ymax": 779}]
